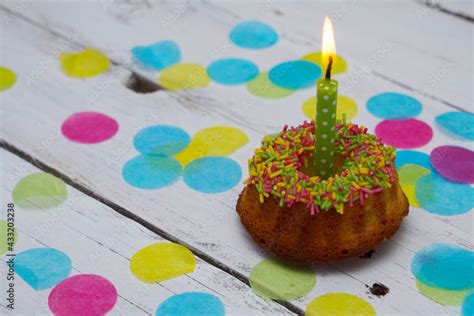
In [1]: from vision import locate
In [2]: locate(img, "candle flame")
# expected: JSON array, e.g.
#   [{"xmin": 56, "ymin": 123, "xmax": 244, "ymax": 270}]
[{"xmin": 321, "ymin": 16, "xmax": 336, "ymax": 71}]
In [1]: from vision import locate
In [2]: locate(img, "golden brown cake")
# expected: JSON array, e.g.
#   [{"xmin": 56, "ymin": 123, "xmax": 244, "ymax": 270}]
[{"xmin": 236, "ymin": 121, "xmax": 409, "ymax": 263}]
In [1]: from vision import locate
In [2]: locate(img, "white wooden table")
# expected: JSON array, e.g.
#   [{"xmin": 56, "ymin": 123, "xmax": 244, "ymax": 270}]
[{"xmin": 0, "ymin": 1, "xmax": 472, "ymax": 315}]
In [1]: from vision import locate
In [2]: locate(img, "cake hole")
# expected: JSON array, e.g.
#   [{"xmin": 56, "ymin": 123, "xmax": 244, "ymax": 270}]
[
  {"xmin": 124, "ymin": 72, "xmax": 162, "ymax": 93},
  {"xmin": 299, "ymin": 153, "xmax": 345, "ymax": 178}
]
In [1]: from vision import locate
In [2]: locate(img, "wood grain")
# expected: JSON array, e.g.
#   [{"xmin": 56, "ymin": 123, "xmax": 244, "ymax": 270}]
[
  {"xmin": 0, "ymin": 3, "xmax": 472, "ymax": 315},
  {"xmin": 0, "ymin": 149, "xmax": 293, "ymax": 315},
  {"xmin": 1, "ymin": 0, "xmax": 472, "ymax": 111}
]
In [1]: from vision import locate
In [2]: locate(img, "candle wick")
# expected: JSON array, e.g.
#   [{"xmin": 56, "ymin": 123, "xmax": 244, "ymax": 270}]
[{"xmin": 325, "ymin": 56, "xmax": 333, "ymax": 80}]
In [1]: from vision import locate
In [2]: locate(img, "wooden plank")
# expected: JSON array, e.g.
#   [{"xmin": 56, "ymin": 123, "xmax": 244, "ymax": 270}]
[
  {"xmin": 1, "ymin": 0, "xmax": 472, "ymax": 111},
  {"xmin": 418, "ymin": 0, "xmax": 474, "ymax": 20},
  {"xmin": 0, "ymin": 149, "xmax": 293, "ymax": 315},
  {"xmin": 0, "ymin": 7, "xmax": 471, "ymax": 316}
]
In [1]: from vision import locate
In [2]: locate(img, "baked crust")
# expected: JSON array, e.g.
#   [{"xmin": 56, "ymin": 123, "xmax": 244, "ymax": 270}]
[{"xmin": 236, "ymin": 174, "xmax": 409, "ymax": 263}]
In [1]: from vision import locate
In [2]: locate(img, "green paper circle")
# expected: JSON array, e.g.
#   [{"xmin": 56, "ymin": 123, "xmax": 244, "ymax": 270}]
[
  {"xmin": 0, "ymin": 220, "xmax": 18, "ymax": 255},
  {"xmin": 12, "ymin": 173, "xmax": 68, "ymax": 210},
  {"xmin": 249, "ymin": 259, "xmax": 316, "ymax": 300},
  {"xmin": 246, "ymin": 71, "xmax": 294, "ymax": 99}
]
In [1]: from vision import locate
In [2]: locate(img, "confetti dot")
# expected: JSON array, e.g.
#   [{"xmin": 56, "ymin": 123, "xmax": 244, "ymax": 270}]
[
  {"xmin": 412, "ymin": 243, "xmax": 474, "ymax": 289},
  {"xmin": 249, "ymin": 259, "xmax": 316, "ymax": 300},
  {"xmin": 412, "ymin": 243, "xmax": 474, "ymax": 305},
  {"xmin": 48, "ymin": 274, "xmax": 117, "ymax": 316},
  {"xmin": 430, "ymin": 146, "xmax": 474, "ymax": 184},
  {"xmin": 12, "ymin": 173, "xmax": 68, "ymax": 210},
  {"xmin": 61, "ymin": 112, "xmax": 119, "ymax": 144},
  {"xmin": 159, "ymin": 63, "xmax": 211, "ymax": 91},
  {"xmin": 463, "ymin": 293, "xmax": 474, "ymax": 316},
  {"xmin": 395, "ymin": 150, "xmax": 433, "ymax": 170},
  {"xmin": 15, "ymin": 248, "xmax": 72, "ymax": 290},
  {"xmin": 130, "ymin": 242, "xmax": 196, "ymax": 283},
  {"xmin": 183, "ymin": 157, "xmax": 241, "ymax": 193},
  {"xmin": 301, "ymin": 52, "xmax": 348, "ymax": 75},
  {"xmin": 0, "ymin": 220, "xmax": 17, "ymax": 255},
  {"xmin": 132, "ymin": 40, "xmax": 181, "ymax": 70},
  {"xmin": 366, "ymin": 92, "xmax": 422, "ymax": 119},
  {"xmin": 415, "ymin": 172, "xmax": 474, "ymax": 216},
  {"xmin": 436, "ymin": 112, "xmax": 474, "ymax": 141},
  {"xmin": 415, "ymin": 279, "xmax": 472, "ymax": 306},
  {"xmin": 398, "ymin": 164, "xmax": 431, "ymax": 207},
  {"xmin": 0, "ymin": 66, "xmax": 16, "ymax": 91},
  {"xmin": 268, "ymin": 60, "xmax": 321, "ymax": 89},
  {"xmin": 156, "ymin": 292, "xmax": 225, "ymax": 316},
  {"xmin": 60, "ymin": 48, "xmax": 110, "ymax": 78},
  {"xmin": 207, "ymin": 58, "xmax": 259, "ymax": 85},
  {"xmin": 375, "ymin": 119, "xmax": 433, "ymax": 149},
  {"xmin": 133, "ymin": 125, "xmax": 190, "ymax": 156},
  {"xmin": 175, "ymin": 126, "xmax": 248, "ymax": 167},
  {"xmin": 306, "ymin": 293, "xmax": 376, "ymax": 316},
  {"xmin": 229, "ymin": 20, "xmax": 278, "ymax": 49},
  {"xmin": 122, "ymin": 155, "xmax": 181, "ymax": 189},
  {"xmin": 245, "ymin": 71, "xmax": 294, "ymax": 99},
  {"xmin": 302, "ymin": 95, "xmax": 357, "ymax": 121}
]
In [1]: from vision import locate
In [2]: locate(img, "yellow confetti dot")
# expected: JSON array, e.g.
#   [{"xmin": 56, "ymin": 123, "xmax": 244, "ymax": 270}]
[
  {"xmin": 175, "ymin": 126, "xmax": 249, "ymax": 166},
  {"xmin": 302, "ymin": 95, "xmax": 358, "ymax": 121},
  {"xmin": 0, "ymin": 66, "xmax": 16, "ymax": 91},
  {"xmin": 159, "ymin": 62, "xmax": 210, "ymax": 91},
  {"xmin": 398, "ymin": 164, "xmax": 430, "ymax": 207},
  {"xmin": 415, "ymin": 279, "xmax": 471, "ymax": 306},
  {"xmin": 301, "ymin": 52, "xmax": 348, "ymax": 74},
  {"xmin": 60, "ymin": 48, "xmax": 110, "ymax": 78},
  {"xmin": 130, "ymin": 242, "xmax": 196, "ymax": 283},
  {"xmin": 306, "ymin": 293, "xmax": 376, "ymax": 316}
]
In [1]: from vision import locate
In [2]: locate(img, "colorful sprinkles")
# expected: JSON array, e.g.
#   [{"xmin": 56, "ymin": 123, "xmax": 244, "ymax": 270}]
[{"xmin": 244, "ymin": 121, "xmax": 397, "ymax": 214}]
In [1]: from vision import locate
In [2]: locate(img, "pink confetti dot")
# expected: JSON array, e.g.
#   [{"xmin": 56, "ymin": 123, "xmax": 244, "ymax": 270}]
[
  {"xmin": 61, "ymin": 112, "xmax": 118, "ymax": 144},
  {"xmin": 375, "ymin": 119, "xmax": 432, "ymax": 149},
  {"xmin": 48, "ymin": 274, "xmax": 117, "ymax": 316},
  {"xmin": 430, "ymin": 146, "xmax": 474, "ymax": 184}
]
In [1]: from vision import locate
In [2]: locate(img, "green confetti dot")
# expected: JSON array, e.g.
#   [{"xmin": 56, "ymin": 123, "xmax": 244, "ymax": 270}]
[
  {"xmin": 12, "ymin": 173, "xmax": 68, "ymax": 210},
  {"xmin": 0, "ymin": 220, "xmax": 18, "ymax": 255},
  {"xmin": 416, "ymin": 279, "xmax": 472, "ymax": 306},
  {"xmin": 246, "ymin": 71, "xmax": 294, "ymax": 99},
  {"xmin": 249, "ymin": 259, "xmax": 316, "ymax": 300}
]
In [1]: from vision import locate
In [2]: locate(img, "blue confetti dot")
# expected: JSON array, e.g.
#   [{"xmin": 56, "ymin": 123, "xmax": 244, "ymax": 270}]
[
  {"xmin": 229, "ymin": 20, "xmax": 278, "ymax": 49},
  {"xmin": 122, "ymin": 155, "xmax": 182, "ymax": 189},
  {"xmin": 415, "ymin": 173, "xmax": 474, "ymax": 216},
  {"xmin": 183, "ymin": 157, "xmax": 241, "ymax": 193},
  {"xmin": 367, "ymin": 92, "xmax": 422, "ymax": 119},
  {"xmin": 14, "ymin": 248, "xmax": 72, "ymax": 290},
  {"xmin": 207, "ymin": 58, "xmax": 259, "ymax": 85},
  {"xmin": 156, "ymin": 292, "xmax": 225, "ymax": 316},
  {"xmin": 463, "ymin": 292, "xmax": 474, "ymax": 316},
  {"xmin": 411, "ymin": 243, "xmax": 474, "ymax": 290},
  {"xmin": 436, "ymin": 112, "xmax": 474, "ymax": 141},
  {"xmin": 268, "ymin": 61, "xmax": 321, "ymax": 89},
  {"xmin": 134, "ymin": 125, "xmax": 190, "ymax": 156},
  {"xmin": 395, "ymin": 150, "xmax": 433, "ymax": 171},
  {"xmin": 132, "ymin": 41, "xmax": 181, "ymax": 70}
]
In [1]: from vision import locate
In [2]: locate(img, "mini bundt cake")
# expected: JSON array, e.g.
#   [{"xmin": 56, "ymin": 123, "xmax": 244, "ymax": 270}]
[{"xmin": 236, "ymin": 121, "xmax": 409, "ymax": 263}]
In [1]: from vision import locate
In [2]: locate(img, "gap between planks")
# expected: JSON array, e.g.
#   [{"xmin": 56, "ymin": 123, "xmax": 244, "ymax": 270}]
[
  {"xmin": 0, "ymin": 4, "xmax": 470, "ymax": 115},
  {"xmin": 416, "ymin": 0, "xmax": 474, "ymax": 23},
  {"xmin": 0, "ymin": 140, "xmax": 305, "ymax": 316}
]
